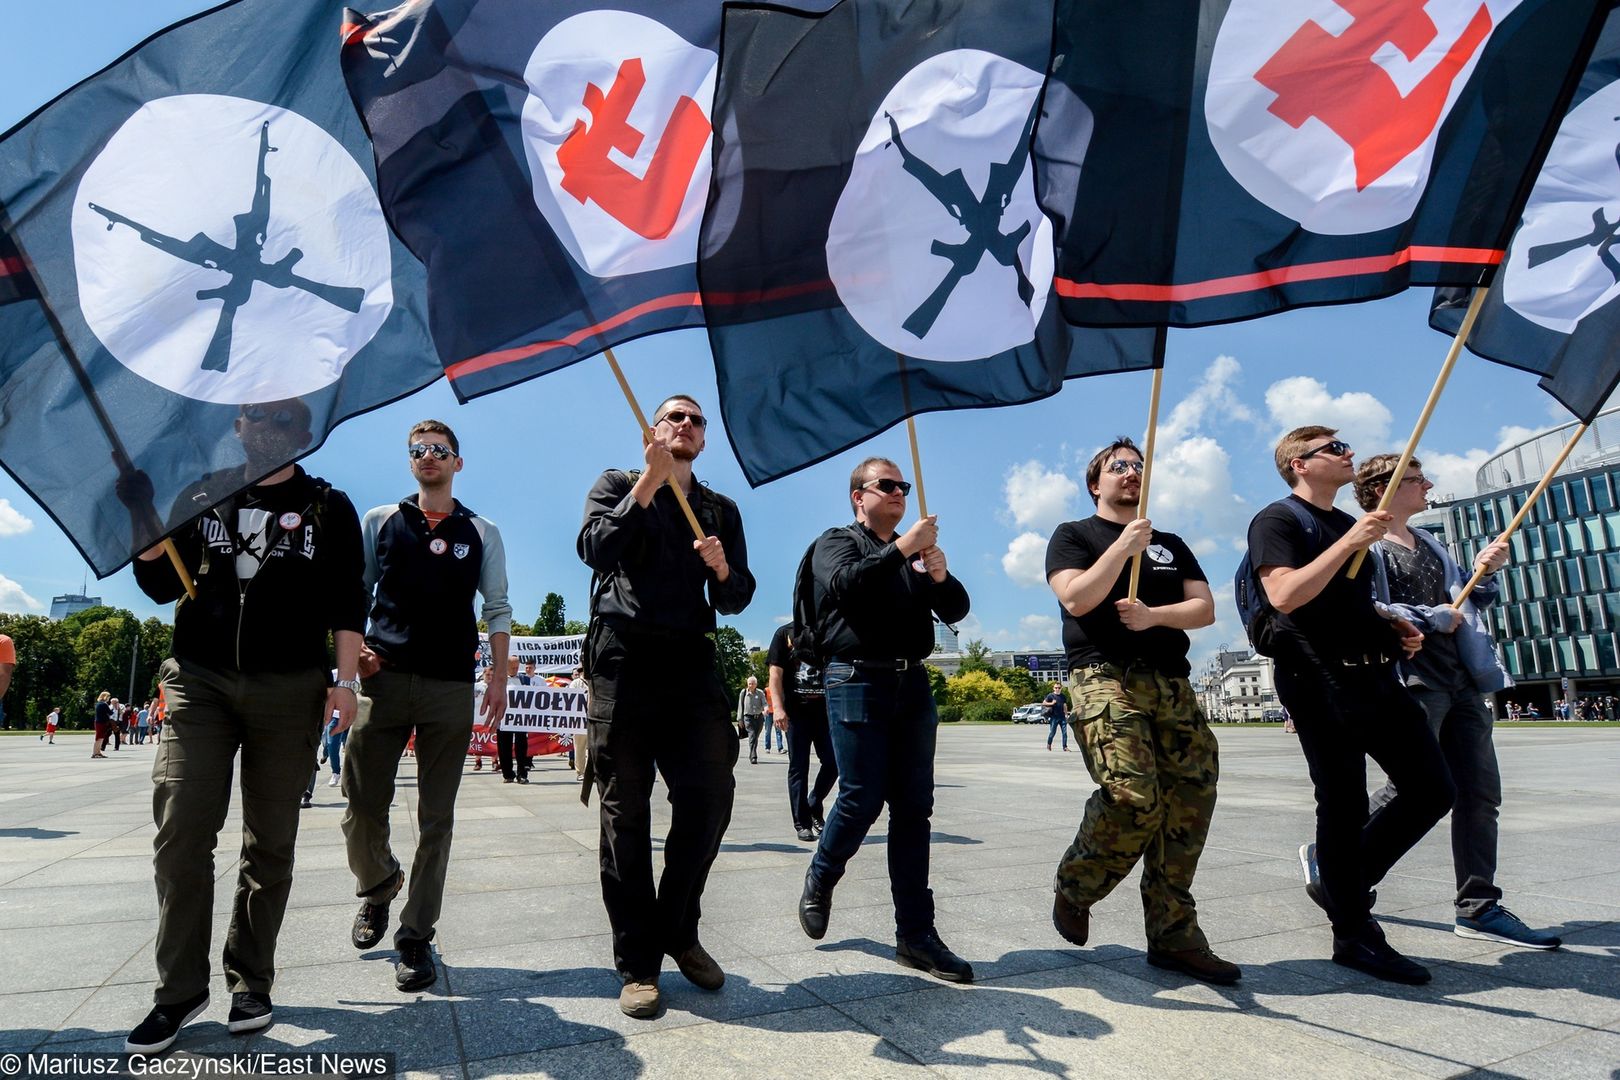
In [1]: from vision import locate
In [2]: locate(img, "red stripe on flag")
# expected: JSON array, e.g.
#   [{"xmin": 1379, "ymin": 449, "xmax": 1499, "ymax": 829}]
[
  {"xmin": 1053, "ymin": 246, "xmax": 1503, "ymax": 303},
  {"xmin": 445, "ymin": 279, "xmax": 839, "ymax": 381},
  {"xmin": 341, "ymin": 22, "xmax": 368, "ymax": 46},
  {"xmin": 446, "ymin": 292, "xmax": 703, "ymax": 380},
  {"xmin": 0, "ymin": 256, "xmax": 24, "ymax": 278}
]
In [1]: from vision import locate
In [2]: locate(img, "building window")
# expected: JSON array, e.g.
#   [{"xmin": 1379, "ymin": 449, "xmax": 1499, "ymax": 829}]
[
  {"xmin": 1593, "ymin": 477, "xmax": 1614, "ymax": 512},
  {"xmin": 1576, "ymin": 634, "xmax": 1599, "ymax": 672},
  {"xmin": 1562, "ymin": 557, "xmax": 1584, "ymax": 593},
  {"xmin": 1551, "ymin": 485, "xmax": 1571, "ymax": 519},
  {"xmin": 1597, "ymin": 634, "xmax": 1618, "ymax": 672},
  {"xmin": 1564, "ymin": 521, "xmax": 1586, "ymax": 554},
  {"xmin": 1571, "ymin": 481, "xmax": 1591, "ymax": 516}
]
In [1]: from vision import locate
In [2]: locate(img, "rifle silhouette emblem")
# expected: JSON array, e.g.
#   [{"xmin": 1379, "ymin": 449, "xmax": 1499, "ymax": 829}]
[
  {"xmin": 884, "ymin": 101, "xmax": 1040, "ymax": 340},
  {"xmin": 1522, "ymin": 137, "xmax": 1620, "ymax": 283},
  {"xmin": 89, "ymin": 122, "xmax": 366, "ymax": 373}
]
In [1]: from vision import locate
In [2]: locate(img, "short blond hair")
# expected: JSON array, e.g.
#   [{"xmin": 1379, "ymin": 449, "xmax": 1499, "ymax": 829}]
[{"xmin": 1274, "ymin": 425, "xmax": 1337, "ymax": 486}]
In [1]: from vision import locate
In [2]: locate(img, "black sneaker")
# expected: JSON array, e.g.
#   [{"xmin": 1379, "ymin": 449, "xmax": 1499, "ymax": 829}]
[
  {"xmin": 1333, "ymin": 925, "xmax": 1431, "ymax": 985},
  {"xmin": 125, "ymin": 991, "xmax": 209, "ymax": 1054},
  {"xmin": 896, "ymin": 930, "xmax": 974, "ymax": 983},
  {"xmin": 352, "ymin": 868, "xmax": 404, "ymax": 950},
  {"xmin": 795, "ymin": 826, "xmax": 816, "ymax": 842},
  {"xmin": 226, "ymin": 992, "xmax": 272, "ymax": 1034},
  {"xmin": 396, "ymin": 940, "xmax": 438, "ymax": 992}
]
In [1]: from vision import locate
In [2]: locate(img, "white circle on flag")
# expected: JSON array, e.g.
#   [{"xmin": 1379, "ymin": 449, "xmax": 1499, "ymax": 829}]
[
  {"xmin": 1204, "ymin": 0, "xmax": 1521, "ymax": 235},
  {"xmin": 827, "ymin": 50, "xmax": 1052, "ymax": 362},
  {"xmin": 71, "ymin": 95, "xmax": 393, "ymax": 404},
  {"xmin": 1146, "ymin": 544, "xmax": 1174, "ymax": 565},
  {"xmin": 522, "ymin": 12, "xmax": 716, "ymax": 278},
  {"xmin": 1501, "ymin": 81, "xmax": 1620, "ymax": 334}
]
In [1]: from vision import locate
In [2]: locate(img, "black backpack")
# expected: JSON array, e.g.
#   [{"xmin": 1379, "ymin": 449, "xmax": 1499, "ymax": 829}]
[
  {"xmin": 788, "ymin": 533, "xmax": 830, "ymax": 671},
  {"xmin": 1234, "ymin": 498, "xmax": 1321, "ymax": 656}
]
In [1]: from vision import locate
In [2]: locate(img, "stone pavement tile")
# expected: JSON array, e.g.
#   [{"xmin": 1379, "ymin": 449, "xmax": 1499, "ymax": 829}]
[
  {"xmin": 832, "ymin": 962, "xmax": 1430, "ymax": 1079},
  {"xmin": 0, "ymin": 920, "xmax": 152, "ymax": 993},
  {"xmin": 447, "ymin": 849, "xmax": 602, "ymax": 892},
  {"xmin": 1246, "ymin": 956, "xmax": 1620, "ymax": 1078},
  {"xmin": 0, "ymin": 987, "xmax": 96, "ymax": 1050},
  {"xmin": 1461, "ymin": 1027, "xmax": 1620, "ymax": 1080},
  {"xmin": 5, "ymin": 853, "xmax": 155, "ymax": 888},
  {"xmin": 465, "ymin": 1004, "xmax": 931, "ymax": 1079},
  {"xmin": 705, "ymin": 900, "xmax": 900, "ymax": 961},
  {"xmin": 0, "ymin": 882, "xmax": 159, "ymax": 931},
  {"xmin": 45, "ymin": 976, "xmax": 241, "ymax": 1056},
  {"xmin": 1474, "ymin": 925, "xmax": 1620, "ymax": 1001},
  {"xmin": 435, "ymin": 882, "xmax": 614, "ymax": 950},
  {"xmin": 1181, "ymin": 926, "xmax": 1369, "ymax": 988},
  {"xmin": 1518, "ymin": 870, "xmax": 1620, "ymax": 907}
]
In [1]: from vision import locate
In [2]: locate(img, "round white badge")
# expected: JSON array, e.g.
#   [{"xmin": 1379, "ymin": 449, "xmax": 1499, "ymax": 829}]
[
  {"xmin": 1501, "ymin": 81, "xmax": 1620, "ymax": 333},
  {"xmin": 278, "ymin": 512, "xmax": 303, "ymax": 531},
  {"xmin": 521, "ymin": 12, "xmax": 716, "ymax": 278},
  {"xmin": 429, "ymin": 538, "xmax": 448, "ymax": 555},
  {"xmin": 826, "ymin": 49, "xmax": 1053, "ymax": 361},
  {"xmin": 71, "ymin": 95, "xmax": 393, "ymax": 404},
  {"xmin": 1205, "ymin": 0, "xmax": 1521, "ymax": 235}
]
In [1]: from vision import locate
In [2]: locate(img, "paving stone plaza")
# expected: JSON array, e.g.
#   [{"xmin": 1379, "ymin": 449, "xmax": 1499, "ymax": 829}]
[{"xmin": 0, "ymin": 725, "xmax": 1616, "ymax": 1078}]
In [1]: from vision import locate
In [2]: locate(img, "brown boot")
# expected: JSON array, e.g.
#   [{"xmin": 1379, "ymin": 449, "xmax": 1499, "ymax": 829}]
[
  {"xmin": 1053, "ymin": 892, "xmax": 1090, "ymax": 947},
  {"xmin": 1146, "ymin": 946, "xmax": 1242, "ymax": 985},
  {"xmin": 671, "ymin": 943, "xmax": 725, "ymax": 991},
  {"xmin": 618, "ymin": 977, "xmax": 662, "ymax": 1018}
]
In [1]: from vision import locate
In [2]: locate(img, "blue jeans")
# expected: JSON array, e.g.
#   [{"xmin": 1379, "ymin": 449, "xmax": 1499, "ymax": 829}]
[
  {"xmin": 324, "ymin": 727, "xmax": 348, "ymax": 774},
  {"xmin": 1046, "ymin": 712, "xmax": 1068, "ymax": 748},
  {"xmin": 1370, "ymin": 683, "xmax": 1502, "ymax": 918},
  {"xmin": 809, "ymin": 663, "xmax": 938, "ymax": 941}
]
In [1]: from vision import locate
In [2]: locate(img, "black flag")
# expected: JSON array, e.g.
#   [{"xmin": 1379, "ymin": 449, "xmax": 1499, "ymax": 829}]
[{"xmin": 701, "ymin": 0, "xmax": 1159, "ymax": 486}]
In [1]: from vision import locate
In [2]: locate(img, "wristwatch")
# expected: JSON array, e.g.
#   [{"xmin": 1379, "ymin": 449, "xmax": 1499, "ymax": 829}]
[{"xmin": 334, "ymin": 677, "xmax": 363, "ymax": 695}]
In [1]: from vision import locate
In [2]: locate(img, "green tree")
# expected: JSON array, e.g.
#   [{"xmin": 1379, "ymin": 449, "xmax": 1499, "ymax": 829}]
[
  {"xmin": 748, "ymin": 647, "xmax": 771, "ymax": 688},
  {"xmin": 995, "ymin": 666, "xmax": 1040, "ymax": 704},
  {"xmin": 536, "ymin": 592, "xmax": 567, "ymax": 635},
  {"xmin": 960, "ymin": 638, "xmax": 993, "ymax": 674},
  {"xmin": 711, "ymin": 625, "xmax": 752, "ymax": 702},
  {"xmin": 943, "ymin": 669, "xmax": 1016, "ymax": 712},
  {"xmin": 74, "ymin": 613, "xmax": 142, "ymax": 714},
  {"xmin": 0, "ymin": 613, "xmax": 76, "ymax": 727},
  {"xmin": 135, "ymin": 617, "xmax": 174, "ymax": 702},
  {"xmin": 924, "ymin": 663, "xmax": 948, "ymax": 708},
  {"xmin": 563, "ymin": 619, "xmax": 589, "ymax": 635}
]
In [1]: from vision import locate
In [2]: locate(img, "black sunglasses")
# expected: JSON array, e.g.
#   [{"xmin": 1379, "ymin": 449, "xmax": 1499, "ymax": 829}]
[
  {"xmin": 1105, "ymin": 460, "xmax": 1145, "ymax": 476},
  {"xmin": 656, "ymin": 409, "xmax": 708, "ymax": 429},
  {"xmin": 1298, "ymin": 439, "xmax": 1352, "ymax": 462},
  {"xmin": 241, "ymin": 405, "xmax": 298, "ymax": 426},
  {"xmin": 862, "ymin": 478, "xmax": 912, "ymax": 496},
  {"xmin": 408, "ymin": 442, "xmax": 456, "ymax": 460}
]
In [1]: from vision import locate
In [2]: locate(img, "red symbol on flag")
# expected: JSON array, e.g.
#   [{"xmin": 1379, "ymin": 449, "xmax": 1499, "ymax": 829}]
[
  {"xmin": 1254, "ymin": 0, "xmax": 1493, "ymax": 191},
  {"xmin": 557, "ymin": 57, "xmax": 712, "ymax": 240}
]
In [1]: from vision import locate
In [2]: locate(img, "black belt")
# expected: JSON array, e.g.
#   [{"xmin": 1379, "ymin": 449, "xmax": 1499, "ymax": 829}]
[
  {"xmin": 834, "ymin": 657, "xmax": 915, "ymax": 671},
  {"xmin": 1338, "ymin": 652, "xmax": 1392, "ymax": 668}
]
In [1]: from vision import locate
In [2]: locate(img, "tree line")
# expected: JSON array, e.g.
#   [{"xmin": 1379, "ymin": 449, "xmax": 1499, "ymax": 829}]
[{"xmin": 0, "ymin": 607, "xmax": 173, "ymax": 728}]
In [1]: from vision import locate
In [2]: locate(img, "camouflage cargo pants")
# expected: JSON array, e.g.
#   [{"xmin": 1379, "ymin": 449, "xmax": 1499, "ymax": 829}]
[{"xmin": 1055, "ymin": 664, "xmax": 1219, "ymax": 950}]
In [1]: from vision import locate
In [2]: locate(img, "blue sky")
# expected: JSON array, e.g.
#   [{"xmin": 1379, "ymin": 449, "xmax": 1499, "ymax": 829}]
[{"xmin": 0, "ymin": 1, "xmax": 1580, "ymax": 667}]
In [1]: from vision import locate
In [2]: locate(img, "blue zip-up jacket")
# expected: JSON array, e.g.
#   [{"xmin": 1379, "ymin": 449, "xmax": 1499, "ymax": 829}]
[{"xmin": 1369, "ymin": 529, "xmax": 1512, "ymax": 694}]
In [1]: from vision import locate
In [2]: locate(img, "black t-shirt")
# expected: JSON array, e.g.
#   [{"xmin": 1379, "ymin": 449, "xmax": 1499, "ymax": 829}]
[
  {"xmin": 767, "ymin": 624, "xmax": 824, "ymax": 701},
  {"xmin": 1247, "ymin": 495, "xmax": 1395, "ymax": 664},
  {"xmin": 1045, "ymin": 516, "xmax": 1206, "ymax": 677}
]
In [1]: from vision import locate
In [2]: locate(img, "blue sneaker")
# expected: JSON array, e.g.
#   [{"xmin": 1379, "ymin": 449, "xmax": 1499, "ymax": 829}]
[
  {"xmin": 1298, "ymin": 843, "xmax": 1318, "ymax": 885},
  {"xmin": 1455, "ymin": 905, "xmax": 1561, "ymax": 950}
]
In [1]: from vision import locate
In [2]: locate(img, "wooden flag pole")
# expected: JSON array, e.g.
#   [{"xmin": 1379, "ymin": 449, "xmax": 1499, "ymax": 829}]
[
  {"xmin": 601, "ymin": 346, "xmax": 705, "ymax": 541},
  {"xmin": 1126, "ymin": 366, "xmax": 1164, "ymax": 602},
  {"xmin": 906, "ymin": 417, "xmax": 929, "ymax": 519},
  {"xmin": 1347, "ymin": 286, "xmax": 1489, "ymax": 579},
  {"xmin": 1453, "ymin": 421, "xmax": 1589, "ymax": 607}
]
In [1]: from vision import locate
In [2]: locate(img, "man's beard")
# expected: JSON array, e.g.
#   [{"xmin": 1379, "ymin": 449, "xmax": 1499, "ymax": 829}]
[{"xmin": 670, "ymin": 443, "xmax": 699, "ymax": 462}]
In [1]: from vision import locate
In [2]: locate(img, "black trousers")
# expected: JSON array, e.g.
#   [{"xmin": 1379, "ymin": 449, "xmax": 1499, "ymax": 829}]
[
  {"xmin": 1275, "ymin": 659, "xmax": 1455, "ymax": 939},
  {"xmin": 586, "ymin": 621, "xmax": 737, "ymax": 980},
  {"xmin": 785, "ymin": 696, "xmax": 837, "ymax": 830},
  {"xmin": 496, "ymin": 729, "xmax": 528, "ymax": 781}
]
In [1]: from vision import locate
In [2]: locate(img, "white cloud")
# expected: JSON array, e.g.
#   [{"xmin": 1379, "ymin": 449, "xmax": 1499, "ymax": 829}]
[
  {"xmin": 1002, "ymin": 461, "xmax": 1079, "ymax": 533},
  {"xmin": 1018, "ymin": 614, "xmax": 1060, "ymax": 649},
  {"xmin": 1264, "ymin": 376, "xmax": 1393, "ymax": 452},
  {"xmin": 0, "ymin": 573, "xmax": 41, "ymax": 613},
  {"xmin": 1420, "ymin": 425, "xmax": 1547, "ymax": 503},
  {"xmin": 1161, "ymin": 355, "xmax": 1252, "ymax": 443},
  {"xmin": 1187, "ymin": 582, "xmax": 1248, "ymax": 672},
  {"xmin": 0, "ymin": 499, "xmax": 33, "ymax": 538},
  {"xmin": 772, "ymin": 614, "xmax": 792, "ymax": 626},
  {"xmin": 1152, "ymin": 435, "xmax": 1250, "ymax": 543},
  {"xmin": 1001, "ymin": 531, "xmax": 1049, "ymax": 588}
]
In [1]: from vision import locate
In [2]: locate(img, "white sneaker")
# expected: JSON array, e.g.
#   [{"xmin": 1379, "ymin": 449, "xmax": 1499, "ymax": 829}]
[{"xmin": 328, "ymin": 774, "xmax": 340, "ymax": 787}]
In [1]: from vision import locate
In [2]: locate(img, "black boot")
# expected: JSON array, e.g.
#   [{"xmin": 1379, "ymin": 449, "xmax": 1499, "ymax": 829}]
[{"xmin": 798, "ymin": 870, "xmax": 832, "ymax": 940}]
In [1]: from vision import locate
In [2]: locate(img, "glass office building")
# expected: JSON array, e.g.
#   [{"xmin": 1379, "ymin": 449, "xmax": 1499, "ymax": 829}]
[{"xmin": 1428, "ymin": 406, "xmax": 1620, "ymax": 713}]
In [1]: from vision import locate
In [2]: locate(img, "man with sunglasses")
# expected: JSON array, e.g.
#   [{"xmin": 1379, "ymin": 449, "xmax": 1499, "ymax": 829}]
[
  {"xmin": 578, "ymin": 394, "xmax": 754, "ymax": 1018},
  {"xmin": 122, "ymin": 400, "xmax": 366, "ymax": 1053},
  {"xmin": 1247, "ymin": 427, "xmax": 1454, "ymax": 984},
  {"xmin": 1351, "ymin": 455, "xmax": 1559, "ymax": 950},
  {"xmin": 1043, "ymin": 437, "xmax": 1236, "ymax": 984},
  {"xmin": 343, "ymin": 419, "xmax": 512, "ymax": 993},
  {"xmin": 796, "ymin": 457, "xmax": 973, "ymax": 982}
]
